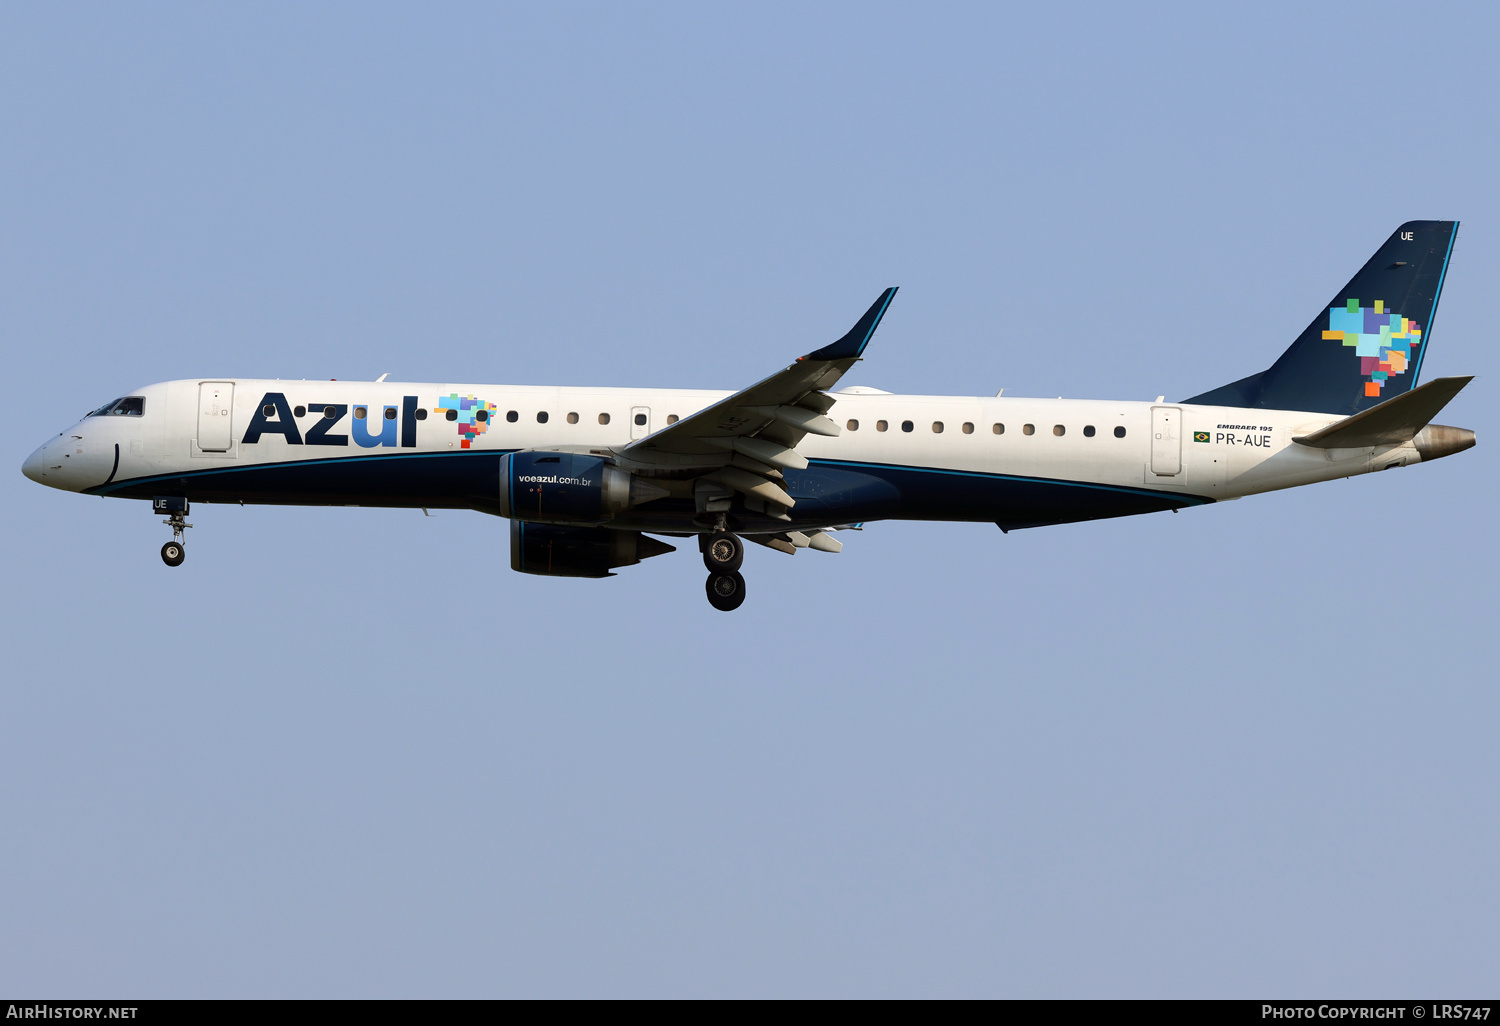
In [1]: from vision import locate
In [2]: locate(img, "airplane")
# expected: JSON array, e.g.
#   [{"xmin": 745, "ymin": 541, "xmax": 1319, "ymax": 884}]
[{"xmin": 22, "ymin": 221, "xmax": 1476, "ymax": 611}]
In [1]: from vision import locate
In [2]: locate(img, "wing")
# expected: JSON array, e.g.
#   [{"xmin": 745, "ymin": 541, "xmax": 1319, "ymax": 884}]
[{"xmin": 614, "ymin": 288, "xmax": 897, "ymax": 512}]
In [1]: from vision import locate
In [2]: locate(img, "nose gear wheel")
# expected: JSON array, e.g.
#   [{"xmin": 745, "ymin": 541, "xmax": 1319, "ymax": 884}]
[{"xmin": 157, "ymin": 500, "xmax": 192, "ymax": 567}]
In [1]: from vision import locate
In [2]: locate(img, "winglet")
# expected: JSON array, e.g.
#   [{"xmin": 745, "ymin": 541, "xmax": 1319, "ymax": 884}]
[{"xmin": 804, "ymin": 288, "xmax": 898, "ymax": 362}]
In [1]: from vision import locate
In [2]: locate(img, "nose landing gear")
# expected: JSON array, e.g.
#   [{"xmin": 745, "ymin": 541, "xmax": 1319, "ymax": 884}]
[{"xmin": 153, "ymin": 496, "xmax": 191, "ymax": 567}]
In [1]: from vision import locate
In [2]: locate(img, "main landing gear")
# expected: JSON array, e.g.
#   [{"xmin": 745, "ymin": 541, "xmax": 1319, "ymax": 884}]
[
  {"xmin": 705, "ymin": 570, "xmax": 746, "ymax": 612},
  {"xmin": 701, "ymin": 524, "xmax": 747, "ymax": 612},
  {"xmin": 153, "ymin": 496, "xmax": 191, "ymax": 567}
]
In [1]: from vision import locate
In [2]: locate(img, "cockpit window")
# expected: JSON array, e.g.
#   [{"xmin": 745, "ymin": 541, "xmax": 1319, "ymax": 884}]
[{"xmin": 88, "ymin": 396, "xmax": 145, "ymax": 417}]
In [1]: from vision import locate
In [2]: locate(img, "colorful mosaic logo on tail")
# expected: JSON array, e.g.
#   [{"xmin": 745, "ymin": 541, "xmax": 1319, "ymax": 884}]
[
  {"xmin": 437, "ymin": 393, "xmax": 498, "ymax": 448},
  {"xmin": 1323, "ymin": 299, "xmax": 1422, "ymax": 399}
]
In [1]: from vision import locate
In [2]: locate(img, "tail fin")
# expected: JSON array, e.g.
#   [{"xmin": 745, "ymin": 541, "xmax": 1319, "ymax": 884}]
[{"xmin": 1184, "ymin": 221, "xmax": 1459, "ymax": 415}]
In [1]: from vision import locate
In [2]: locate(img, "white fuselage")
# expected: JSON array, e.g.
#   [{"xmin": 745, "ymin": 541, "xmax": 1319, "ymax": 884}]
[{"xmin": 23, "ymin": 378, "xmax": 1424, "ymax": 525}]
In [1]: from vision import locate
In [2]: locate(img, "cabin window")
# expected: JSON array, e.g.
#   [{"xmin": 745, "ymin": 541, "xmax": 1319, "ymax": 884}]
[
  {"xmin": 263, "ymin": 404, "xmax": 277, "ymax": 417},
  {"xmin": 599, "ymin": 413, "xmax": 611, "ymax": 425},
  {"xmin": 384, "ymin": 407, "xmax": 397, "ymax": 421},
  {"xmin": 992, "ymin": 423, "xmax": 1004, "ymax": 435},
  {"xmin": 1083, "ymin": 424, "xmax": 1095, "ymax": 437},
  {"xmin": 445, "ymin": 409, "xmax": 457, "ymax": 422},
  {"xmin": 325, "ymin": 406, "xmax": 339, "ymax": 419},
  {"xmin": 932, "ymin": 421, "xmax": 944, "ymax": 433},
  {"xmin": 876, "ymin": 420, "xmax": 888, "ymax": 432},
  {"xmin": 293, "ymin": 405, "xmax": 307, "ymax": 418},
  {"xmin": 353, "ymin": 406, "xmax": 367, "ymax": 420},
  {"xmin": 962, "ymin": 422, "xmax": 974, "ymax": 434},
  {"xmin": 847, "ymin": 419, "xmax": 858, "ymax": 431},
  {"xmin": 537, "ymin": 411, "xmax": 548, "ymax": 424},
  {"xmin": 1053, "ymin": 424, "xmax": 1065, "ymax": 436},
  {"xmin": 506, "ymin": 410, "xmax": 518, "ymax": 423},
  {"xmin": 635, "ymin": 413, "xmax": 648, "ymax": 426},
  {"xmin": 414, "ymin": 408, "xmax": 427, "ymax": 420},
  {"xmin": 1114, "ymin": 426, "xmax": 1126, "ymax": 438},
  {"xmin": 478, "ymin": 409, "xmax": 490, "ymax": 423},
  {"xmin": 666, "ymin": 414, "xmax": 679, "ymax": 424},
  {"xmin": 567, "ymin": 412, "xmax": 579, "ymax": 424},
  {"xmin": 1022, "ymin": 423, "xmax": 1035, "ymax": 435},
  {"xmin": 901, "ymin": 420, "xmax": 914, "ymax": 433}
]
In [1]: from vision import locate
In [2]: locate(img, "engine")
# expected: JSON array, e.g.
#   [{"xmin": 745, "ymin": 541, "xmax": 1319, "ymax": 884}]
[
  {"xmin": 509, "ymin": 521, "xmax": 676, "ymax": 578},
  {"xmin": 499, "ymin": 451, "xmax": 668, "ymax": 524}
]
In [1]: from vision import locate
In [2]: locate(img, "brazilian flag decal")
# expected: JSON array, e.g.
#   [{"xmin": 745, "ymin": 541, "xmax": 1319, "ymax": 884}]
[{"xmin": 1193, "ymin": 431, "xmax": 1211, "ymax": 443}]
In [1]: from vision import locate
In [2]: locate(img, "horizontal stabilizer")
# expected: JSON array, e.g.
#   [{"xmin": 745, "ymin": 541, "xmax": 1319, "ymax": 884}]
[{"xmin": 1293, "ymin": 375, "xmax": 1473, "ymax": 448}]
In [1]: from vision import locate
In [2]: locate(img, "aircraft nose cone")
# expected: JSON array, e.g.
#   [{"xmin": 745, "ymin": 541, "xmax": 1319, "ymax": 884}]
[{"xmin": 22, "ymin": 443, "xmax": 49, "ymax": 484}]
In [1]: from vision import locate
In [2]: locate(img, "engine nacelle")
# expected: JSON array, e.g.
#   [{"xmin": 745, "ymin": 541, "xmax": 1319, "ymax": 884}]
[
  {"xmin": 510, "ymin": 521, "xmax": 676, "ymax": 578},
  {"xmin": 499, "ymin": 451, "xmax": 667, "ymax": 524}
]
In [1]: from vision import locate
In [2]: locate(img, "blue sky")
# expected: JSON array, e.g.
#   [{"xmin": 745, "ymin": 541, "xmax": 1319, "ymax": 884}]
[{"xmin": 2, "ymin": 1, "xmax": 1496, "ymax": 997}]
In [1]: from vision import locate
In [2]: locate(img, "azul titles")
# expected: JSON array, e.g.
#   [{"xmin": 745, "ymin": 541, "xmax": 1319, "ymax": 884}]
[{"xmin": 241, "ymin": 393, "xmax": 494, "ymax": 449}]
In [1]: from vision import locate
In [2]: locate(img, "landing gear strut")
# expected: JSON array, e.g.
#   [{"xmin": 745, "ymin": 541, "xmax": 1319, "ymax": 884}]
[
  {"xmin": 700, "ymin": 523, "xmax": 747, "ymax": 611},
  {"xmin": 153, "ymin": 496, "xmax": 191, "ymax": 567}
]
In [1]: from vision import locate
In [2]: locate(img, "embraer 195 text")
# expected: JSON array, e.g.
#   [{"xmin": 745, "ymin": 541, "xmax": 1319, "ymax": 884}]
[{"xmin": 23, "ymin": 222, "xmax": 1476, "ymax": 610}]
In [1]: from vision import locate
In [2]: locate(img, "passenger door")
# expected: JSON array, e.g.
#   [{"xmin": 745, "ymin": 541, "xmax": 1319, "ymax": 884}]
[
  {"xmin": 198, "ymin": 382, "xmax": 235, "ymax": 452},
  {"xmin": 1150, "ymin": 405, "xmax": 1181, "ymax": 476}
]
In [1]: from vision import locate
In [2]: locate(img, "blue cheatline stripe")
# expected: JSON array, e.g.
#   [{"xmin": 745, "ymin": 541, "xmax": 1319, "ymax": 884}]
[
  {"xmin": 86, "ymin": 447, "xmax": 515, "ymax": 496},
  {"xmin": 806, "ymin": 458, "xmax": 1214, "ymax": 505},
  {"xmin": 87, "ymin": 447, "xmax": 1211, "ymax": 508},
  {"xmin": 1412, "ymin": 222, "xmax": 1458, "ymax": 386},
  {"xmin": 855, "ymin": 289, "xmax": 896, "ymax": 357}
]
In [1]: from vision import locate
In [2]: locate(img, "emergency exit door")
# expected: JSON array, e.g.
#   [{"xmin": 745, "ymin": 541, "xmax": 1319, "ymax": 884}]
[
  {"xmin": 198, "ymin": 382, "xmax": 235, "ymax": 451},
  {"xmin": 1150, "ymin": 406, "xmax": 1181, "ymax": 476},
  {"xmin": 630, "ymin": 406, "xmax": 651, "ymax": 440}
]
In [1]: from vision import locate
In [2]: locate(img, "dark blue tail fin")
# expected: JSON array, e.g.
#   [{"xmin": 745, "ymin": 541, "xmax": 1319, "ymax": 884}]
[{"xmin": 1184, "ymin": 221, "xmax": 1458, "ymax": 415}]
